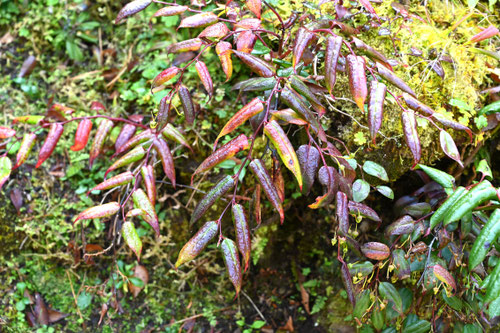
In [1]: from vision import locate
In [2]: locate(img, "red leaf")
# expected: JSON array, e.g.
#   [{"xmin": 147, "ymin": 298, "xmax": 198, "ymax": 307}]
[
  {"xmin": 116, "ymin": 0, "xmax": 152, "ymax": 24},
  {"xmin": 90, "ymin": 101, "xmax": 106, "ymax": 112},
  {"xmin": 14, "ymin": 133, "xmax": 36, "ymax": 169},
  {"xmin": 232, "ymin": 203, "xmax": 251, "ymax": 271},
  {"xmin": 376, "ymin": 63, "xmax": 416, "ymax": 97},
  {"xmin": 141, "ymin": 165, "xmax": 156, "ymax": 206},
  {"xmin": 178, "ymin": 85, "xmax": 195, "ymax": 125},
  {"xmin": 152, "ymin": 66, "xmax": 180, "ymax": 89},
  {"xmin": 89, "ymin": 119, "xmax": 114, "ymax": 168},
  {"xmin": 179, "ymin": 12, "xmax": 218, "ymax": 28},
  {"xmin": 221, "ymin": 238, "xmax": 242, "ymax": 295},
  {"xmin": 191, "ymin": 175, "xmax": 235, "ymax": 224},
  {"xmin": 249, "ymin": 159, "xmax": 284, "ymax": 223},
  {"xmin": 70, "ymin": 119, "xmax": 92, "ymax": 151},
  {"xmin": 167, "ymin": 38, "xmax": 204, "ymax": 53},
  {"xmin": 233, "ymin": 50, "xmax": 275, "ymax": 77},
  {"xmin": 468, "ymin": 25, "xmax": 499, "ymax": 44},
  {"xmin": 216, "ymin": 41, "xmax": 233, "ymax": 81},
  {"xmin": 115, "ymin": 115, "xmax": 143, "ymax": 151},
  {"xmin": 325, "ymin": 35, "xmax": 343, "ymax": 94},
  {"xmin": 336, "ymin": 192, "xmax": 349, "ymax": 236},
  {"xmin": 236, "ymin": 30, "xmax": 257, "ymax": 53},
  {"xmin": 176, "ymin": 221, "xmax": 218, "ymax": 268},
  {"xmin": 115, "ymin": 129, "xmax": 153, "ymax": 156},
  {"xmin": 195, "ymin": 61, "xmax": 213, "ymax": 96},
  {"xmin": 152, "ymin": 6, "xmax": 188, "ymax": 18},
  {"xmin": 293, "ymin": 28, "xmax": 315, "ymax": 67},
  {"xmin": 401, "ymin": 110, "xmax": 421, "ymax": 168},
  {"xmin": 367, "ymin": 80, "xmax": 387, "ymax": 144},
  {"xmin": 216, "ymin": 98, "xmax": 263, "ymax": 144},
  {"xmin": 88, "ymin": 171, "xmax": 135, "ymax": 194},
  {"xmin": 0, "ymin": 126, "xmax": 16, "ymax": 139},
  {"xmin": 361, "ymin": 242, "xmax": 390, "ymax": 260},
  {"xmin": 74, "ymin": 202, "xmax": 121, "ymax": 224},
  {"xmin": 153, "ymin": 138, "xmax": 176, "ymax": 187},
  {"xmin": 246, "ymin": 0, "xmax": 261, "ymax": 18},
  {"xmin": 198, "ymin": 22, "xmax": 230, "ymax": 39},
  {"xmin": 36, "ymin": 123, "xmax": 64, "ymax": 168},
  {"xmin": 347, "ymin": 55, "xmax": 367, "ymax": 112}
]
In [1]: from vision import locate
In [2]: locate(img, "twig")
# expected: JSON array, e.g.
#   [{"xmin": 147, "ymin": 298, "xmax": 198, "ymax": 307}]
[{"xmin": 241, "ymin": 291, "xmax": 267, "ymax": 323}]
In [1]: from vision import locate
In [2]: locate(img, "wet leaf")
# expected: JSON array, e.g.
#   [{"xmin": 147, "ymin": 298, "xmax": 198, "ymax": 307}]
[
  {"xmin": 0, "ymin": 156, "xmax": 12, "ymax": 189},
  {"xmin": 297, "ymin": 145, "xmax": 320, "ymax": 195},
  {"xmin": 468, "ymin": 25, "xmax": 499, "ymax": 44},
  {"xmin": 191, "ymin": 176, "xmax": 235, "ymax": 224},
  {"xmin": 376, "ymin": 185, "xmax": 394, "ymax": 199},
  {"xmin": 141, "ymin": 165, "xmax": 156, "ymax": 206},
  {"xmin": 348, "ymin": 201, "xmax": 381, "ymax": 222},
  {"xmin": 216, "ymin": 98, "xmax": 263, "ymax": 143},
  {"xmin": 198, "ymin": 22, "xmax": 229, "ymax": 39},
  {"xmin": 249, "ymin": 159, "xmax": 284, "ymax": 223},
  {"xmin": 233, "ymin": 50, "xmax": 275, "ymax": 77},
  {"xmin": 264, "ymin": 120, "xmax": 302, "ymax": 190},
  {"xmin": 341, "ymin": 264, "xmax": 356, "ymax": 306},
  {"xmin": 232, "ymin": 204, "xmax": 251, "ymax": 271},
  {"xmin": 386, "ymin": 215, "xmax": 414, "ymax": 236},
  {"xmin": 179, "ymin": 12, "xmax": 218, "ymax": 28},
  {"xmin": 234, "ymin": 77, "xmax": 276, "ymax": 92},
  {"xmin": 70, "ymin": 119, "xmax": 93, "ymax": 151},
  {"xmin": 352, "ymin": 179, "xmax": 370, "ymax": 202},
  {"xmin": 129, "ymin": 265, "xmax": 148, "ymax": 297},
  {"xmin": 417, "ymin": 164, "xmax": 454, "ymax": 189},
  {"xmin": 347, "ymin": 55, "xmax": 367, "ymax": 112},
  {"xmin": 195, "ymin": 61, "xmax": 213, "ymax": 96},
  {"xmin": 168, "ymin": 38, "xmax": 204, "ymax": 53},
  {"xmin": 132, "ymin": 189, "xmax": 159, "ymax": 235},
  {"xmin": 74, "ymin": 202, "xmax": 120, "ymax": 224},
  {"xmin": 293, "ymin": 28, "xmax": 315, "ymax": 67},
  {"xmin": 88, "ymin": 171, "xmax": 134, "ymax": 194},
  {"xmin": 116, "ymin": 0, "xmax": 152, "ymax": 23},
  {"xmin": 14, "ymin": 133, "xmax": 36, "ymax": 169},
  {"xmin": 469, "ymin": 209, "xmax": 500, "ymax": 270},
  {"xmin": 18, "ymin": 55, "xmax": 37, "ymax": 78},
  {"xmin": 36, "ymin": 123, "xmax": 64, "ymax": 168},
  {"xmin": 221, "ymin": 238, "xmax": 242, "ymax": 295},
  {"xmin": 216, "ymin": 41, "xmax": 233, "ymax": 81},
  {"xmin": 432, "ymin": 264, "xmax": 456, "ymax": 290},
  {"xmin": 34, "ymin": 293, "xmax": 49, "ymax": 326},
  {"xmin": 378, "ymin": 282, "xmax": 402, "ymax": 313},
  {"xmin": 13, "ymin": 115, "xmax": 44, "ymax": 125},
  {"xmin": 402, "ymin": 93, "xmax": 434, "ymax": 116},
  {"xmin": 401, "ymin": 110, "xmax": 421, "ymax": 168},
  {"xmin": 178, "ymin": 85, "xmax": 195, "ymax": 125},
  {"xmin": 193, "ymin": 134, "xmax": 249, "ymax": 179},
  {"xmin": 361, "ymin": 242, "xmax": 390, "ymax": 260},
  {"xmin": 325, "ymin": 35, "xmax": 343, "ymax": 94},
  {"xmin": 363, "ymin": 161, "xmax": 388, "ymax": 181},
  {"xmin": 336, "ymin": 192, "xmax": 349, "ymax": 235},
  {"xmin": 290, "ymin": 76, "xmax": 325, "ymax": 116},
  {"xmin": 152, "ymin": 6, "xmax": 188, "ymax": 18},
  {"xmin": 376, "ymin": 63, "xmax": 416, "ymax": 97},
  {"xmin": 90, "ymin": 119, "xmax": 114, "ymax": 168},
  {"xmin": 152, "ymin": 66, "xmax": 180, "ymax": 89},
  {"xmin": 176, "ymin": 221, "xmax": 218, "ymax": 267},
  {"xmin": 367, "ymin": 81, "xmax": 387, "ymax": 144},
  {"xmin": 161, "ymin": 124, "xmax": 192, "ymax": 151},
  {"xmin": 115, "ymin": 129, "xmax": 153, "ymax": 156},
  {"xmin": 105, "ymin": 146, "xmax": 145, "ymax": 178},
  {"xmin": 236, "ymin": 30, "xmax": 256, "ymax": 53},
  {"xmin": 477, "ymin": 159, "xmax": 492, "ymax": 180},
  {"xmin": 439, "ymin": 130, "xmax": 463, "ymax": 167},
  {"xmin": 122, "ymin": 221, "xmax": 142, "ymax": 260}
]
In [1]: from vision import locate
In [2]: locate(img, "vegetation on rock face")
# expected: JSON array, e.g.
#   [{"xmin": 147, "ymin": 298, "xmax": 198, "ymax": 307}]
[{"xmin": 0, "ymin": 0, "xmax": 499, "ymax": 331}]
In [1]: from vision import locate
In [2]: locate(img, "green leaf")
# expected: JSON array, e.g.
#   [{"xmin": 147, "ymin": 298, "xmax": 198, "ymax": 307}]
[
  {"xmin": 363, "ymin": 161, "xmax": 388, "ymax": 181},
  {"xmin": 122, "ymin": 221, "xmax": 142, "ymax": 260},
  {"xmin": 403, "ymin": 314, "xmax": 431, "ymax": 333},
  {"xmin": 467, "ymin": 0, "xmax": 479, "ymax": 7},
  {"xmin": 77, "ymin": 291, "xmax": 92, "ymax": 310},
  {"xmin": 488, "ymin": 295, "xmax": 500, "ymax": 317},
  {"xmin": 353, "ymin": 290, "xmax": 371, "ymax": 319},
  {"xmin": 376, "ymin": 185, "xmax": 394, "ymax": 199},
  {"xmin": 441, "ymin": 289, "xmax": 462, "ymax": 311},
  {"xmin": 353, "ymin": 179, "xmax": 370, "ymax": 202},
  {"xmin": 129, "ymin": 277, "xmax": 145, "ymax": 288},
  {"xmin": 378, "ymin": 282, "xmax": 402, "ymax": 314},
  {"xmin": 463, "ymin": 324, "xmax": 483, "ymax": 333},
  {"xmin": 449, "ymin": 98, "xmax": 472, "ymax": 111},
  {"xmin": 0, "ymin": 156, "xmax": 12, "ymax": 189},
  {"xmin": 66, "ymin": 39, "xmax": 84, "ymax": 61},
  {"xmin": 416, "ymin": 164, "xmax": 454, "ymax": 189},
  {"xmin": 477, "ymin": 159, "xmax": 493, "ymax": 180}
]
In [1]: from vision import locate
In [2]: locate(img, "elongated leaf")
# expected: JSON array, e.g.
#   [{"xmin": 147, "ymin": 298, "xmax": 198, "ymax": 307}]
[
  {"xmin": 195, "ymin": 61, "xmax": 213, "ymax": 96},
  {"xmin": 115, "ymin": 0, "xmax": 152, "ymax": 23},
  {"xmin": 179, "ymin": 12, "xmax": 218, "ymax": 28},
  {"xmin": 232, "ymin": 204, "xmax": 251, "ymax": 271},
  {"xmin": 90, "ymin": 119, "xmax": 114, "ymax": 168},
  {"xmin": 432, "ymin": 264, "xmax": 456, "ymax": 290},
  {"xmin": 348, "ymin": 201, "xmax": 381, "ymax": 222},
  {"xmin": 233, "ymin": 50, "xmax": 275, "ymax": 77},
  {"xmin": 290, "ymin": 76, "xmax": 325, "ymax": 116},
  {"xmin": 71, "ymin": 119, "xmax": 92, "ymax": 151},
  {"xmin": 249, "ymin": 159, "xmax": 284, "ymax": 223},
  {"xmin": 0, "ymin": 126, "xmax": 16, "ymax": 139},
  {"xmin": 168, "ymin": 38, "xmax": 203, "ymax": 53},
  {"xmin": 161, "ymin": 124, "xmax": 192, "ymax": 151},
  {"xmin": 376, "ymin": 185, "xmax": 394, "ymax": 199},
  {"xmin": 363, "ymin": 161, "xmax": 388, "ymax": 181},
  {"xmin": 376, "ymin": 63, "xmax": 416, "ymax": 97},
  {"xmin": 141, "ymin": 165, "xmax": 156, "ymax": 206},
  {"xmin": 199, "ymin": 22, "xmax": 229, "ymax": 39},
  {"xmin": 246, "ymin": 0, "xmax": 261, "ymax": 18},
  {"xmin": 193, "ymin": 134, "xmax": 249, "ymax": 179},
  {"xmin": 152, "ymin": 67, "xmax": 180, "ymax": 89},
  {"xmin": 191, "ymin": 175, "xmax": 235, "ymax": 224},
  {"xmin": 341, "ymin": 263, "xmax": 356, "ymax": 306},
  {"xmin": 362, "ymin": 242, "xmax": 390, "ymax": 260},
  {"xmin": 417, "ymin": 164, "xmax": 454, "ymax": 189},
  {"xmin": 178, "ymin": 85, "xmax": 195, "ymax": 125},
  {"xmin": 74, "ymin": 202, "xmax": 120, "ymax": 224},
  {"xmin": 132, "ymin": 189, "xmax": 160, "ymax": 236},
  {"xmin": 216, "ymin": 41, "xmax": 233, "ymax": 81},
  {"xmin": 264, "ymin": 120, "xmax": 302, "ymax": 190},
  {"xmin": 253, "ymin": 184, "xmax": 262, "ymax": 226},
  {"xmin": 176, "ymin": 221, "xmax": 218, "ymax": 268},
  {"xmin": 432, "ymin": 113, "xmax": 472, "ymax": 141},
  {"xmin": 0, "ymin": 156, "xmax": 12, "ymax": 189},
  {"xmin": 216, "ymin": 98, "xmax": 263, "ymax": 143},
  {"xmin": 152, "ymin": 6, "xmax": 188, "ymax": 17},
  {"xmin": 445, "ymin": 180, "xmax": 496, "ymax": 224},
  {"xmin": 153, "ymin": 138, "xmax": 176, "ymax": 188},
  {"xmin": 469, "ymin": 209, "xmax": 500, "ymax": 270},
  {"xmin": 156, "ymin": 96, "xmax": 171, "ymax": 132},
  {"xmin": 440, "ymin": 130, "xmax": 463, "ymax": 167},
  {"xmin": 13, "ymin": 115, "xmax": 44, "ymax": 125},
  {"xmin": 14, "ymin": 133, "xmax": 37, "ymax": 169},
  {"xmin": 402, "ymin": 93, "xmax": 433, "ymax": 116},
  {"xmin": 270, "ymin": 108, "xmax": 308, "ymax": 126},
  {"xmin": 392, "ymin": 249, "xmax": 411, "ymax": 279},
  {"xmin": 234, "ymin": 77, "xmax": 275, "ymax": 92},
  {"xmin": 236, "ymin": 30, "xmax": 256, "ymax": 53},
  {"xmin": 325, "ymin": 35, "xmax": 343, "ymax": 94},
  {"xmin": 468, "ymin": 25, "xmax": 499, "ymax": 44},
  {"xmin": 347, "ymin": 55, "xmax": 367, "ymax": 112},
  {"xmin": 293, "ymin": 28, "xmax": 314, "ymax": 67},
  {"xmin": 122, "ymin": 221, "xmax": 142, "ymax": 260},
  {"xmin": 386, "ymin": 215, "xmax": 414, "ymax": 236},
  {"xmin": 297, "ymin": 145, "xmax": 320, "ymax": 195},
  {"xmin": 115, "ymin": 129, "xmax": 153, "ymax": 156},
  {"xmin": 401, "ymin": 110, "xmax": 421, "ymax": 168},
  {"xmin": 486, "ymin": 256, "xmax": 500, "ymax": 302},
  {"xmin": 367, "ymin": 81, "xmax": 387, "ymax": 144},
  {"xmin": 36, "ymin": 123, "xmax": 64, "ymax": 168},
  {"xmin": 221, "ymin": 238, "xmax": 242, "ymax": 295},
  {"xmin": 105, "ymin": 146, "xmax": 145, "ymax": 177},
  {"xmin": 336, "ymin": 192, "xmax": 349, "ymax": 235},
  {"xmin": 88, "ymin": 171, "xmax": 134, "ymax": 194},
  {"xmin": 378, "ymin": 282, "xmax": 403, "ymax": 313}
]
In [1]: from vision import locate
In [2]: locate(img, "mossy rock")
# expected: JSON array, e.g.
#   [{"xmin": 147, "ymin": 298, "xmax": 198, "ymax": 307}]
[{"xmin": 0, "ymin": 195, "xmax": 22, "ymax": 259}]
